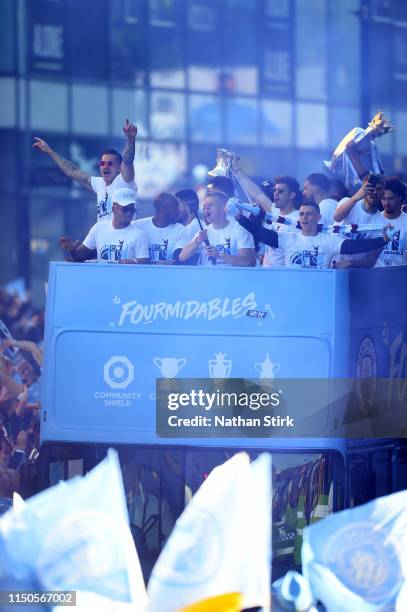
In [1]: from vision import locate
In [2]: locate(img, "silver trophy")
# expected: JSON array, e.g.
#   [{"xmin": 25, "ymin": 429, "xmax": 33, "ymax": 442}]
[
  {"xmin": 325, "ymin": 111, "xmax": 395, "ymax": 192},
  {"xmin": 208, "ymin": 148, "xmax": 255, "ymax": 206},
  {"xmin": 208, "ymin": 148, "xmax": 233, "ymax": 178}
]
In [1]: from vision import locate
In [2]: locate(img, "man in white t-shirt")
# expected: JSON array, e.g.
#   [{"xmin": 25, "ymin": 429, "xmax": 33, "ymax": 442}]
[
  {"xmin": 261, "ymin": 178, "xmax": 300, "ymax": 267},
  {"xmin": 238, "ymin": 201, "xmax": 390, "ymax": 269},
  {"xmin": 33, "ymin": 119, "xmax": 138, "ymax": 222},
  {"xmin": 332, "ymin": 175, "xmax": 385, "ymax": 267},
  {"xmin": 228, "ymin": 156, "xmax": 302, "ymax": 266},
  {"xmin": 135, "ymin": 193, "xmax": 187, "ymax": 264},
  {"xmin": 175, "ymin": 188, "xmax": 207, "ymax": 244},
  {"xmin": 302, "ymin": 173, "xmax": 338, "ymax": 225},
  {"xmin": 333, "ymin": 175, "xmax": 384, "ymax": 227},
  {"xmin": 375, "ymin": 178, "xmax": 407, "ymax": 267},
  {"xmin": 59, "ymin": 188, "xmax": 149, "ymax": 264},
  {"xmin": 179, "ymin": 190, "xmax": 256, "ymax": 267}
]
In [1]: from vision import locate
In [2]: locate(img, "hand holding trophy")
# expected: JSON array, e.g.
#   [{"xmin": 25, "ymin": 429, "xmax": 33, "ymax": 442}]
[{"xmin": 324, "ymin": 111, "xmax": 395, "ymax": 193}]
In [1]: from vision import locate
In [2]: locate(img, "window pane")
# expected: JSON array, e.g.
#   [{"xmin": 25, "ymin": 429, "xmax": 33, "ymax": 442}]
[
  {"xmin": 0, "ymin": 0, "xmax": 16, "ymax": 73},
  {"xmin": 394, "ymin": 25, "xmax": 407, "ymax": 109},
  {"xmin": 30, "ymin": 195, "xmax": 65, "ymax": 305},
  {"xmin": 296, "ymin": 103, "xmax": 327, "ymax": 149},
  {"xmin": 223, "ymin": 0, "xmax": 258, "ymax": 95},
  {"xmin": 0, "ymin": 78, "xmax": 16, "ymax": 127},
  {"xmin": 187, "ymin": 0, "xmax": 221, "ymax": 92},
  {"xmin": 0, "ymin": 194, "xmax": 19, "ymax": 285},
  {"xmin": 110, "ymin": 0, "xmax": 148, "ymax": 86},
  {"xmin": 112, "ymin": 89, "xmax": 149, "ymax": 138},
  {"xmin": 189, "ymin": 94, "xmax": 222, "ymax": 143},
  {"xmin": 30, "ymin": 80, "xmax": 68, "ymax": 132},
  {"xmin": 149, "ymin": 0, "xmax": 185, "ymax": 89},
  {"xmin": 262, "ymin": 0, "xmax": 294, "ymax": 97},
  {"xmin": 72, "ymin": 85, "xmax": 109, "ymax": 136},
  {"xmin": 134, "ymin": 141, "xmax": 187, "ymax": 199},
  {"xmin": 329, "ymin": 106, "xmax": 360, "ymax": 150},
  {"xmin": 296, "ymin": 150, "xmax": 329, "ymax": 183},
  {"xmin": 150, "ymin": 91, "xmax": 185, "ymax": 140},
  {"xmin": 225, "ymin": 97, "xmax": 258, "ymax": 145},
  {"xmin": 27, "ymin": 0, "xmax": 68, "ymax": 75},
  {"xmin": 261, "ymin": 99, "xmax": 292, "ymax": 147},
  {"xmin": 395, "ymin": 111, "xmax": 407, "ymax": 155},
  {"xmin": 68, "ymin": 0, "xmax": 108, "ymax": 80},
  {"xmin": 369, "ymin": 22, "xmax": 393, "ymax": 106},
  {"xmin": 295, "ymin": 0, "xmax": 327, "ymax": 100},
  {"xmin": 328, "ymin": 0, "xmax": 360, "ymax": 105}
]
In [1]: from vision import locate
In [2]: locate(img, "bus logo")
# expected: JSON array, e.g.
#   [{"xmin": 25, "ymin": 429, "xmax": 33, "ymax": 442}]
[{"xmin": 103, "ymin": 356, "xmax": 134, "ymax": 389}]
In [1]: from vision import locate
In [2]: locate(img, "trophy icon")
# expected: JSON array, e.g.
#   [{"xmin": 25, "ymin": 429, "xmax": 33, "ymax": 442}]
[
  {"xmin": 254, "ymin": 354, "xmax": 280, "ymax": 379},
  {"xmin": 209, "ymin": 353, "xmax": 232, "ymax": 379}
]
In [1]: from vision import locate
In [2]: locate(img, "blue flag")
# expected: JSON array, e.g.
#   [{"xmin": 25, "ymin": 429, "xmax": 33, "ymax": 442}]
[
  {"xmin": 0, "ymin": 449, "xmax": 147, "ymax": 608},
  {"xmin": 302, "ymin": 489, "xmax": 407, "ymax": 611}
]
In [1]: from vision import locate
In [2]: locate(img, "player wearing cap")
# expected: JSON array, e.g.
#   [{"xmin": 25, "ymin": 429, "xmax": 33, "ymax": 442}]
[
  {"xmin": 33, "ymin": 119, "xmax": 138, "ymax": 222},
  {"xmin": 59, "ymin": 188, "xmax": 149, "ymax": 264}
]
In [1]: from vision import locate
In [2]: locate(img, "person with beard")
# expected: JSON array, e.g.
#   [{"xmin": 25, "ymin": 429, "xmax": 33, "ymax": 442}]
[
  {"xmin": 59, "ymin": 188, "xmax": 149, "ymax": 264},
  {"xmin": 33, "ymin": 119, "xmax": 138, "ymax": 222},
  {"xmin": 333, "ymin": 175, "xmax": 385, "ymax": 226},
  {"xmin": 374, "ymin": 177, "xmax": 407, "ymax": 267},
  {"xmin": 229, "ymin": 157, "xmax": 301, "ymax": 267}
]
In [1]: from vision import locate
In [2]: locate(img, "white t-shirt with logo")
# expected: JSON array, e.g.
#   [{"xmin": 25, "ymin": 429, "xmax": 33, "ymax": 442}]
[
  {"xmin": 262, "ymin": 209, "xmax": 300, "ymax": 267},
  {"xmin": 374, "ymin": 212, "xmax": 407, "ymax": 267},
  {"xmin": 319, "ymin": 198, "xmax": 338, "ymax": 225},
  {"xmin": 337, "ymin": 198, "xmax": 383, "ymax": 232},
  {"xmin": 83, "ymin": 220, "xmax": 149, "ymax": 263},
  {"xmin": 333, "ymin": 198, "xmax": 385, "ymax": 266},
  {"xmin": 134, "ymin": 217, "xmax": 187, "ymax": 262},
  {"xmin": 91, "ymin": 174, "xmax": 137, "ymax": 222},
  {"xmin": 278, "ymin": 231, "xmax": 345, "ymax": 269},
  {"xmin": 183, "ymin": 217, "xmax": 209, "ymax": 243},
  {"xmin": 194, "ymin": 219, "xmax": 255, "ymax": 266}
]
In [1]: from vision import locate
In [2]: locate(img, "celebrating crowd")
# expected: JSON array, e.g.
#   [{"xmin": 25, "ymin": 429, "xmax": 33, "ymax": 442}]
[
  {"xmin": 0, "ymin": 290, "xmax": 43, "ymax": 510},
  {"xmin": 31, "ymin": 119, "xmax": 407, "ymax": 272}
]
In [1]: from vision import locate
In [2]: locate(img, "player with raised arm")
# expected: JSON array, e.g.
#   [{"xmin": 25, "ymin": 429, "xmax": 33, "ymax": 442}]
[{"xmin": 33, "ymin": 119, "xmax": 138, "ymax": 222}]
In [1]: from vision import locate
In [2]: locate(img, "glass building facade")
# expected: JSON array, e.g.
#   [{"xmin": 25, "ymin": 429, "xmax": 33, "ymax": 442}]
[{"xmin": 1, "ymin": 0, "xmax": 406, "ymax": 303}]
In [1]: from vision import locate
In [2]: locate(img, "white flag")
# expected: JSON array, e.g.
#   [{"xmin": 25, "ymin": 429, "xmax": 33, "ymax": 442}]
[
  {"xmin": 0, "ymin": 449, "xmax": 148, "ymax": 610},
  {"xmin": 302, "ymin": 488, "xmax": 407, "ymax": 611},
  {"xmin": 147, "ymin": 452, "xmax": 271, "ymax": 611}
]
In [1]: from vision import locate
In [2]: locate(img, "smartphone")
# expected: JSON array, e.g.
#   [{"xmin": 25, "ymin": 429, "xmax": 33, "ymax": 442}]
[{"xmin": 367, "ymin": 173, "xmax": 380, "ymax": 187}]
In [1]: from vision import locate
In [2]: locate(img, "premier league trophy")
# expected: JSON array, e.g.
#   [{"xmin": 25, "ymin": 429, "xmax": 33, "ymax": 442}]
[{"xmin": 325, "ymin": 111, "xmax": 395, "ymax": 192}]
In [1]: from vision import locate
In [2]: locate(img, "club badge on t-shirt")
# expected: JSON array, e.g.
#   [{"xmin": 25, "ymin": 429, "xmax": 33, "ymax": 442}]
[
  {"xmin": 97, "ymin": 194, "xmax": 111, "ymax": 221},
  {"xmin": 150, "ymin": 240, "xmax": 169, "ymax": 262},
  {"xmin": 290, "ymin": 246, "xmax": 320, "ymax": 268},
  {"xmin": 100, "ymin": 240, "xmax": 124, "ymax": 263}
]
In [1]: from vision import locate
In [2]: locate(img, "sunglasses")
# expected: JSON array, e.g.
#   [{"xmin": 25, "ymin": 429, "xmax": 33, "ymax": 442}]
[{"xmin": 99, "ymin": 160, "xmax": 116, "ymax": 167}]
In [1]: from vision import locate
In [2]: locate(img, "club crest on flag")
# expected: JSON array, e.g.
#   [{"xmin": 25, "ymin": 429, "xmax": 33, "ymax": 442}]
[{"xmin": 322, "ymin": 521, "xmax": 402, "ymax": 604}]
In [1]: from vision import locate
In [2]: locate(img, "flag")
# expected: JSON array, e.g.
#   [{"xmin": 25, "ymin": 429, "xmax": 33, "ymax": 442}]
[
  {"xmin": 271, "ymin": 570, "xmax": 317, "ymax": 612},
  {"xmin": 0, "ymin": 449, "xmax": 147, "ymax": 610},
  {"xmin": 147, "ymin": 452, "xmax": 272, "ymax": 612},
  {"xmin": 302, "ymin": 489, "xmax": 407, "ymax": 611}
]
